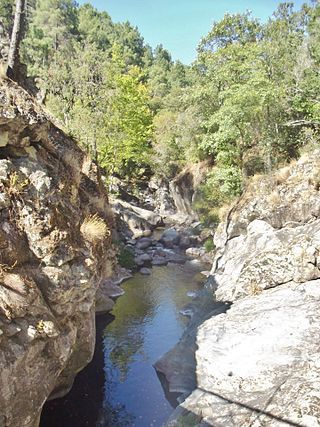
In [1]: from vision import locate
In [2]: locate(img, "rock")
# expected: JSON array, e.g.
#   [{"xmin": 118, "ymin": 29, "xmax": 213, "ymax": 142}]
[
  {"xmin": 186, "ymin": 290, "xmax": 199, "ymax": 299},
  {"xmin": 200, "ymin": 271, "xmax": 210, "ymax": 277},
  {"xmin": 166, "ymin": 252, "xmax": 187, "ymax": 264},
  {"xmin": 176, "ymin": 280, "xmax": 320, "ymax": 426},
  {"xmin": 155, "ymin": 289, "xmax": 229, "ymax": 396},
  {"xmin": 0, "ymin": 159, "xmax": 11, "ymax": 181},
  {"xmin": 112, "ymin": 198, "xmax": 163, "ymax": 239},
  {"xmin": 95, "ymin": 295, "xmax": 115, "ymax": 314},
  {"xmin": 140, "ymin": 267, "xmax": 151, "ymax": 275},
  {"xmin": 160, "ymin": 228, "xmax": 181, "ymax": 248},
  {"xmin": 0, "ymin": 192, "xmax": 9, "ymax": 209},
  {"xmin": 0, "ymin": 80, "xmax": 116, "ymax": 427},
  {"xmin": 186, "ymin": 247, "xmax": 205, "ymax": 258},
  {"xmin": 153, "ymin": 248, "xmax": 167, "ymax": 258},
  {"xmin": 164, "ymin": 152, "xmax": 320, "ymax": 427},
  {"xmin": 136, "ymin": 237, "xmax": 153, "ymax": 250},
  {"xmin": 179, "ymin": 234, "xmax": 191, "ymax": 248},
  {"xmin": 179, "ymin": 305, "xmax": 194, "ymax": 318},
  {"xmin": 169, "ymin": 163, "xmax": 208, "ymax": 219},
  {"xmin": 212, "ymin": 219, "xmax": 320, "ymax": 302},
  {"xmin": 0, "ymin": 129, "xmax": 8, "ymax": 147},
  {"xmin": 126, "ymin": 238, "xmax": 136, "ymax": 246},
  {"xmin": 135, "ymin": 253, "xmax": 152, "ymax": 266},
  {"xmin": 148, "ymin": 176, "xmax": 176, "ymax": 215},
  {"xmin": 152, "ymin": 256, "xmax": 168, "ymax": 266},
  {"xmin": 96, "ymin": 267, "xmax": 131, "ymax": 314}
]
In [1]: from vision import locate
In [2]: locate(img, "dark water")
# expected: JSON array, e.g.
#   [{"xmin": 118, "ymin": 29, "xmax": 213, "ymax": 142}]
[{"xmin": 41, "ymin": 261, "xmax": 205, "ymax": 427}]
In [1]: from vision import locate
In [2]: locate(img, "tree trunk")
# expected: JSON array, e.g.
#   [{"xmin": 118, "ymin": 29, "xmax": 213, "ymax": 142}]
[{"xmin": 7, "ymin": 0, "xmax": 26, "ymax": 81}]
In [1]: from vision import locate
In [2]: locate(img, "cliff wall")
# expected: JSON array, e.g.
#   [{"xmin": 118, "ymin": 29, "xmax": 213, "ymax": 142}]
[
  {"xmin": 0, "ymin": 80, "xmax": 115, "ymax": 427},
  {"xmin": 165, "ymin": 152, "xmax": 320, "ymax": 426}
]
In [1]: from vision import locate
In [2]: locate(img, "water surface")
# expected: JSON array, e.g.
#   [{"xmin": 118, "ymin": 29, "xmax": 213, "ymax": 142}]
[{"xmin": 41, "ymin": 261, "xmax": 205, "ymax": 427}]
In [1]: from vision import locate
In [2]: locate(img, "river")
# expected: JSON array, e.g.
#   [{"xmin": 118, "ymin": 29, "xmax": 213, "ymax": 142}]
[{"xmin": 40, "ymin": 261, "xmax": 207, "ymax": 427}]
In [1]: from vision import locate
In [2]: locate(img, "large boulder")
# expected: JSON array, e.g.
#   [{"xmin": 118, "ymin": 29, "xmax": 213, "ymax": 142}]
[
  {"xmin": 0, "ymin": 80, "xmax": 116, "ymax": 426},
  {"xmin": 112, "ymin": 198, "xmax": 164, "ymax": 238},
  {"xmin": 160, "ymin": 228, "xmax": 181, "ymax": 248},
  {"xmin": 174, "ymin": 280, "xmax": 320, "ymax": 427},
  {"xmin": 212, "ymin": 218, "xmax": 320, "ymax": 302}
]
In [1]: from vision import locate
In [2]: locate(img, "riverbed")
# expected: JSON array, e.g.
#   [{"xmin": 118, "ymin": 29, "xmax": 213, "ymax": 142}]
[{"xmin": 41, "ymin": 261, "xmax": 206, "ymax": 427}]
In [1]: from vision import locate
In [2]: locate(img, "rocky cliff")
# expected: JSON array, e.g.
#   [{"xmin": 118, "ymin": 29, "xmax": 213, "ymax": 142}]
[
  {"xmin": 163, "ymin": 153, "xmax": 320, "ymax": 426},
  {"xmin": 0, "ymin": 79, "xmax": 116, "ymax": 427}
]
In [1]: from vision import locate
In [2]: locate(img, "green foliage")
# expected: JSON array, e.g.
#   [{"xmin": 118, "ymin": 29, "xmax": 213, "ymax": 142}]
[
  {"xmin": 22, "ymin": 0, "xmax": 78, "ymax": 76},
  {"xmin": 194, "ymin": 166, "xmax": 242, "ymax": 225},
  {"xmin": 9, "ymin": 0, "xmax": 319, "ymax": 201},
  {"xmin": 99, "ymin": 65, "xmax": 154, "ymax": 177},
  {"xmin": 198, "ymin": 10, "xmax": 262, "ymax": 52},
  {"xmin": 0, "ymin": 0, "xmax": 13, "ymax": 35},
  {"xmin": 204, "ymin": 238, "xmax": 215, "ymax": 253},
  {"xmin": 78, "ymin": 3, "xmax": 113, "ymax": 50},
  {"xmin": 117, "ymin": 246, "xmax": 135, "ymax": 269},
  {"xmin": 206, "ymin": 166, "xmax": 243, "ymax": 200}
]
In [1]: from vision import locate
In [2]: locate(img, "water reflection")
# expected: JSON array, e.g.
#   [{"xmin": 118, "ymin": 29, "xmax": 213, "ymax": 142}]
[
  {"xmin": 98, "ymin": 262, "xmax": 204, "ymax": 427},
  {"xmin": 40, "ymin": 261, "xmax": 206, "ymax": 427},
  {"xmin": 40, "ymin": 315, "xmax": 113, "ymax": 427}
]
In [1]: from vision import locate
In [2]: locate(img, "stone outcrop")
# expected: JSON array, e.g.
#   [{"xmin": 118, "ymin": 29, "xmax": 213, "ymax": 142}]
[
  {"xmin": 112, "ymin": 198, "xmax": 164, "ymax": 238},
  {"xmin": 163, "ymin": 154, "xmax": 320, "ymax": 426},
  {"xmin": 0, "ymin": 80, "xmax": 116, "ymax": 427},
  {"xmin": 169, "ymin": 162, "xmax": 208, "ymax": 219}
]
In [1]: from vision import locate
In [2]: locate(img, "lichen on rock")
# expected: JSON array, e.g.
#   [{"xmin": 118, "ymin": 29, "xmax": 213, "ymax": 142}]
[{"xmin": 0, "ymin": 80, "xmax": 116, "ymax": 427}]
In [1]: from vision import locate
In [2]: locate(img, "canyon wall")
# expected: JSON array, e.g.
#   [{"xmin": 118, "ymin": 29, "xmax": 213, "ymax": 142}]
[
  {"xmin": 0, "ymin": 80, "xmax": 115, "ymax": 427},
  {"xmin": 164, "ymin": 152, "xmax": 320, "ymax": 427}
]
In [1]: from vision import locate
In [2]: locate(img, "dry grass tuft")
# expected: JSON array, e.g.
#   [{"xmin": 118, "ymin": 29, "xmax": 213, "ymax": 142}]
[
  {"xmin": 80, "ymin": 214, "xmax": 110, "ymax": 244},
  {"xmin": 248, "ymin": 282, "xmax": 262, "ymax": 296},
  {"xmin": 267, "ymin": 190, "xmax": 281, "ymax": 206},
  {"xmin": 275, "ymin": 166, "xmax": 291, "ymax": 185},
  {"xmin": 0, "ymin": 62, "xmax": 7, "ymax": 80}
]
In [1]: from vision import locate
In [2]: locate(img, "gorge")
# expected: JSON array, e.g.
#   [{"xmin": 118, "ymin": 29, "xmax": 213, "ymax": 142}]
[{"xmin": 0, "ymin": 0, "xmax": 320, "ymax": 426}]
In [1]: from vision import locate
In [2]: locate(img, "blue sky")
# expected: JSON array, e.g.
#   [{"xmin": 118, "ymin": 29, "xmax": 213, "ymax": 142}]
[{"xmin": 79, "ymin": 0, "xmax": 308, "ymax": 64}]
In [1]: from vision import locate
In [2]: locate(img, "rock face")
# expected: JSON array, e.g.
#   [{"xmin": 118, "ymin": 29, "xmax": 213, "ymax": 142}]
[
  {"xmin": 164, "ymin": 155, "xmax": 320, "ymax": 426},
  {"xmin": 180, "ymin": 279, "xmax": 320, "ymax": 427},
  {"xmin": 169, "ymin": 162, "xmax": 208, "ymax": 219},
  {"xmin": 0, "ymin": 80, "xmax": 116, "ymax": 426}
]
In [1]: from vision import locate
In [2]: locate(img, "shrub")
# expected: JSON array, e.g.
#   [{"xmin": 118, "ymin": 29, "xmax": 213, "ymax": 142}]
[
  {"xmin": 193, "ymin": 165, "xmax": 242, "ymax": 226},
  {"xmin": 204, "ymin": 238, "xmax": 215, "ymax": 252},
  {"xmin": 117, "ymin": 246, "xmax": 135, "ymax": 269}
]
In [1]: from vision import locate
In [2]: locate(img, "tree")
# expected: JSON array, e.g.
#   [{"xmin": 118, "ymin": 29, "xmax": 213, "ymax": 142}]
[
  {"xmin": 99, "ymin": 65, "xmax": 154, "ymax": 177},
  {"xmin": 78, "ymin": 3, "xmax": 113, "ymax": 50},
  {"xmin": 0, "ymin": 0, "xmax": 14, "ymax": 36},
  {"xmin": 22, "ymin": 0, "xmax": 78, "ymax": 76},
  {"xmin": 7, "ymin": 0, "xmax": 26, "ymax": 80}
]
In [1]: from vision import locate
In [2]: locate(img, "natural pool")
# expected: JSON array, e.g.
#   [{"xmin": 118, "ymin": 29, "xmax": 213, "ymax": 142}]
[{"xmin": 41, "ymin": 261, "xmax": 206, "ymax": 427}]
